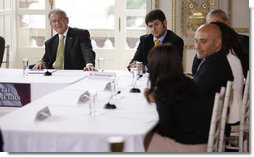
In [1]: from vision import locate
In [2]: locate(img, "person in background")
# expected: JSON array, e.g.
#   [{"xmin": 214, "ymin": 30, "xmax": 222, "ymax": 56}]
[
  {"xmin": 33, "ymin": 8, "xmax": 95, "ymax": 71},
  {"xmin": 193, "ymin": 9, "xmax": 249, "ymax": 78},
  {"xmin": 144, "ymin": 44, "xmax": 209, "ymax": 152},
  {"xmin": 127, "ymin": 9, "xmax": 184, "ymax": 71},
  {"xmin": 211, "ymin": 21, "xmax": 245, "ymax": 136},
  {"xmin": 0, "ymin": 128, "xmax": 3, "ymax": 152},
  {"xmin": 192, "ymin": 24, "xmax": 233, "ymax": 122},
  {"xmin": 0, "ymin": 36, "xmax": 5, "ymax": 67}
]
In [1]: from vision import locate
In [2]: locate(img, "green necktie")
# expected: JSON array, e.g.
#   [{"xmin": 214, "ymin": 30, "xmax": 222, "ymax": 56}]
[
  {"xmin": 154, "ymin": 39, "xmax": 160, "ymax": 47},
  {"xmin": 55, "ymin": 35, "xmax": 65, "ymax": 69}
]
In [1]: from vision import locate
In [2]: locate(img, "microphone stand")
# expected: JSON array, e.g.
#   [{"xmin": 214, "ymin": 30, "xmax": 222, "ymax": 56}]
[
  {"xmin": 129, "ymin": 74, "xmax": 142, "ymax": 93},
  {"xmin": 104, "ymin": 91, "xmax": 121, "ymax": 109},
  {"xmin": 44, "ymin": 69, "xmax": 52, "ymax": 76}
]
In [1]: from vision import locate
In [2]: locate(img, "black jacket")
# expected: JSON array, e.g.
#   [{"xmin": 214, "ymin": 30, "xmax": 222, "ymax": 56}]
[
  {"xmin": 193, "ymin": 50, "xmax": 234, "ymax": 121},
  {"xmin": 42, "ymin": 27, "xmax": 95, "ymax": 69},
  {"xmin": 129, "ymin": 30, "xmax": 184, "ymax": 66}
]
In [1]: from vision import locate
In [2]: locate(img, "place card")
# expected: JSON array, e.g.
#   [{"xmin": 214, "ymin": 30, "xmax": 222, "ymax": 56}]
[
  {"xmin": 35, "ymin": 106, "xmax": 51, "ymax": 121},
  {"xmin": 88, "ymin": 71, "xmax": 116, "ymax": 79},
  {"xmin": 77, "ymin": 91, "xmax": 90, "ymax": 104}
]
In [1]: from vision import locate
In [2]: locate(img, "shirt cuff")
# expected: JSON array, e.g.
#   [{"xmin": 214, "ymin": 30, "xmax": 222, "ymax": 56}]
[
  {"xmin": 37, "ymin": 60, "xmax": 46, "ymax": 65},
  {"xmin": 86, "ymin": 63, "xmax": 93, "ymax": 67}
]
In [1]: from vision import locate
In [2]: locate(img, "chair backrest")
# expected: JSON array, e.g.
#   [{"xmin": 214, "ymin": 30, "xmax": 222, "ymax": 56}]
[
  {"xmin": 0, "ymin": 36, "xmax": 5, "ymax": 67},
  {"xmin": 239, "ymin": 71, "xmax": 250, "ymax": 152},
  {"xmin": 207, "ymin": 87, "xmax": 226, "ymax": 152},
  {"xmin": 218, "ymin": 81, "xmax": 233, "ymax": 152}
]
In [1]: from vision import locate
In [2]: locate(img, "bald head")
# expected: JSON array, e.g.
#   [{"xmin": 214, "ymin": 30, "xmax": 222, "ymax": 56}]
[
  {"xmin": 197, "ymin": 24, "xmax": 222, "ymax": 39},
  {"xmin": 194, "ymin": 24, "xmax": 222, "ymax": 59}
]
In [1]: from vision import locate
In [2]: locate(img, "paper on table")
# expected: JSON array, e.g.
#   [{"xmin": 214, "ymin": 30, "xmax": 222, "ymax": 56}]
[{"xmin": 28, "ymin": 69, "xmax": 56, "ymax": 75}]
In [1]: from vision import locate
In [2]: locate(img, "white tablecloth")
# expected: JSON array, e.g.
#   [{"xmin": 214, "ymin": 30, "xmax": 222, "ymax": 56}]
[
  {"xmin": 0, "ymin": 69, "xmax": 88, "ymax": 116},
  {"xmin": 0, "ymin": 70, "xmax": 159, "ymax": 152}
]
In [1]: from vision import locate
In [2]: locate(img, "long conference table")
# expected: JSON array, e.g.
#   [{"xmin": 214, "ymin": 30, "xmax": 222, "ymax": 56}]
[
  {"xmin": 0, "ymin": 69, "xmax": 158, "ymax": 152},
  {"xmin": 0, "ymin": 69, "xmax": 88, "ymax": 116}
]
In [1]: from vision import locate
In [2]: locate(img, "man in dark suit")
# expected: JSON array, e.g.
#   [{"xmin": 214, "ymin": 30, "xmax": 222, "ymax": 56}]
[
  {"xmin": 128, "ymin": 9, "xmax": 184, "ymax": 70},
  {"xmin": 33, "ymin": 9, "xmax": 95, "ymax": 71},
  {"xmin": 193, "ymin": 9, "xmax": 249, "ymax": 77},
  {"xmin": 193, "ymin": 24, "xmax": 233, "ymax": 121}
]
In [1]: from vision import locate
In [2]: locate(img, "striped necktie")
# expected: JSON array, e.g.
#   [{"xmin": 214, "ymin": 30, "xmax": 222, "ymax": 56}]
[
  {"xmin": 154, "ymin": 39, "xmax": 160, "ymax": 47},
  {"xmin": 55, "ymin": 35, "xmax": 65, "ymax": 69}
]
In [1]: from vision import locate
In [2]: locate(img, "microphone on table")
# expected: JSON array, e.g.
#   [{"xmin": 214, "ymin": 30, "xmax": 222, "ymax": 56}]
[
  {"xmin": 137, "ymin": 74, "xmax": 143, "ymax": 80},
  {"xmin": 44, "ymin": 69, "xmax": 52, "ymax": 76},
  {"xmin": 104, "ymin": 91, "xmax": 121, "ymax": 109},
  {"xmin": 129, "ymin": 74, "xmax": 142, "ymax": 93}
]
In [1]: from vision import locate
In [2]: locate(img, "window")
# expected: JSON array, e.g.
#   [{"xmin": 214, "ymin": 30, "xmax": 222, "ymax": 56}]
[
  {"xmin": 1, "ymin": 0, "xmax": 149, "ymax": 69},
  {"xmin": 55, "ymin": 0, "xmax": 146, "ymax": 50},
  {"xmin": 18, "ymin": 0, "xmax": 47, "ymax": 47},
  {"xmin": 55, "ymin": 0, "xmax": 147, "ymax": 69}
]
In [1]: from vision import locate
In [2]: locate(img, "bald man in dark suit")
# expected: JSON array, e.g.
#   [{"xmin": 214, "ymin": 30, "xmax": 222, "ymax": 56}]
[{"xmin": 193, "ymin": 9, "xmax": 249, "ymax": 78}]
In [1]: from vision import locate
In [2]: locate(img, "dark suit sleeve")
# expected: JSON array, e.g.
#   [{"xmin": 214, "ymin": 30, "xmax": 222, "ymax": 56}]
[
  {"xmin": 193, "ymin": 54, "xmax": 233, "ymax": 95},
  {"xmin": 164, "ymin": 31, "xmax": 184, "ymax": 60},
  {"xmin": 176, "ymin": 38, "xmax": 184, "ymax": 60},
  {"xmin": 42, "ymin": 37, "xmax": 57, "ymax": 69},
  {"xmin": 80, "ymin": 30, "xmax": 95, "ymax": 66},
  {"xmin": 130, "ymin": 36, "xmax": 145, "ymax": 64}
]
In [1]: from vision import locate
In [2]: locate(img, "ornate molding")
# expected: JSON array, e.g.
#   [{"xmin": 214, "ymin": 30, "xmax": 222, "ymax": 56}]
[
  {"xmin": 151, "ymin": 0, "xmax": 159, "ymax": 9},
  {"xmin": 228, "ymin": 0, "xmax": 232, "ymax": 21},
  {"xmin": 234, "ymin": 28, "xmax": 249, "ymax": 34},
  {"xmin": 180, "ymin": 0, "xmax": 217, "ymax": 38},
  {"xmin": 184, "ymin": 27, "xmax": 249, "ymax": 51},
  {"xmin": 172, "ymin": 0, "xmax": 176, "ymax": 32},
  {"xmin": 184, "ymin": 45, "xmax": 195, "ymax": 50}
]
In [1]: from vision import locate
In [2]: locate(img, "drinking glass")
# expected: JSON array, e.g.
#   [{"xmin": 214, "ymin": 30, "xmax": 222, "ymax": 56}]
[
  {"xmin": 129, "ymin": 67, "xmax": 141, "ymax": 93},
  {"xmin": 89, "ymin": 92, "xmax": 98, "ymax": 115},
  {"xmin": 98, "ymin": 58, "xmax": 104, "ymax": 72},
  {"xmin": 136, "ymin": 61, "xmax": 143, "ymax": 76},
  {"xmin": 108, "ymin": 136, "xmax": 124, "ymax": 152},
  {"xmin": 130, "ymin": 67, "xmax": 138, "ymax": 88},
  {"xmin": 22, "ymin": 58, "xmax": 29, "ymax": 76}
]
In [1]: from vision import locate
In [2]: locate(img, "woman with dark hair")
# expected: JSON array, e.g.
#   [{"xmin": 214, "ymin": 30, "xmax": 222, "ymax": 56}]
[
  {"xmin": 144, "ymin": 44, "xmax": 210, "ymax": 152},
  {"xmin": 211, "ymin": 22, "xmax": 245, "ymax": 130}
]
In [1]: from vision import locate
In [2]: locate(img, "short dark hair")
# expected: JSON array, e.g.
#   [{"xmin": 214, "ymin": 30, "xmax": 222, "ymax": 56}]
[{"xmin": 145, "ymin": 9, "xmax": 166, "ymax": 25}]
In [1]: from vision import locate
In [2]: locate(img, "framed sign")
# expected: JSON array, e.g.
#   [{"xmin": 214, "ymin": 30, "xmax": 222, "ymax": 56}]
[{"xmin": 0, "ymin": 83, "xmax": 31, "ymax": 107}]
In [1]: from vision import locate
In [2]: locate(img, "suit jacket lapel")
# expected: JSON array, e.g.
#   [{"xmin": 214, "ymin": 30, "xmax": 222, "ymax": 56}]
[
  {"xmin": 147, "ymin": 34, "xmax": 154, "ymax": 50},
  {"xmin": 51, "ymin": 35, "xmax": 59, "ymax": 61},
  {"xmin": 162, "ymin": 30, "xmax": 170, "ymax": 44},
  {"xmin": 64, "ymin": 28, "xmax": 74, "ymax": 66}
]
